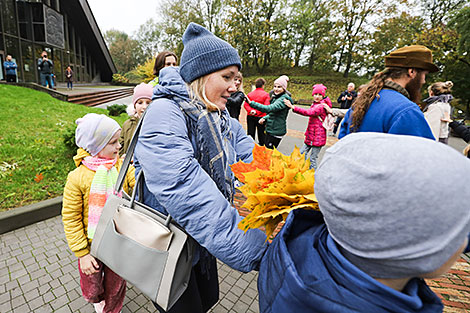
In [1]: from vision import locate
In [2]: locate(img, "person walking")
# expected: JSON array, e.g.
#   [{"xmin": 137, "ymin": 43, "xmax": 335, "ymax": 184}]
[
  {"xmin": 339, "ymin": 45, "xmax": 437, "ymax": 140},
  {"xmin": 333, "ymin": 82, "xmax": 357, "ymax": 134},
  {"xmin": 134, "ymin": 23, "xmax": 267, "ymax": 313},
  {"xmin": 65, "ymin": 66, "xmax": 74, "ymax": 90},
  {"xmin": 62, "ymin": 113, "xmax": 135, "ymax": 313},
  {"xmin": 244, "ymin": 78, "xmax": 270, "ymax": 145},
  {"xmin": 4, "ymin": 55, "xmax": 17, "ymax": 82},
  {"xmin": 37, "ymin": 51, "xmax": 54, "ymax": 88},
  {"xmin": 246, "ymin": 75, "xmax": 292, "ymax": 149},
  {"xmin": 284, "ymin": 84, "xmax": 332, "ymax": 169},
  {"xmin": 225, "ymin": 72, "xmax": 245, "ymax": 120},
  {"xmin": 423, "ymin": 81, "xmax": 453, "ymax": 144}
]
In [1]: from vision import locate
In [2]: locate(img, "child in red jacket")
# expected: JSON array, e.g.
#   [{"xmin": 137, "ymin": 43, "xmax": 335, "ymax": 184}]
[
  {"xmin": 244, "ymin": 78, "xmax": 270, "ymax": 145},
  {"xmin": 285, "ymin": 84, "xmax": 332, "ymax": 169}
]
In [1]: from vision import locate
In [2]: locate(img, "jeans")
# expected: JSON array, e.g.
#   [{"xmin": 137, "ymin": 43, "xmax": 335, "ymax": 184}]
[
  {"xmin": 300, "ymin": 143, "xmax": 323, "ymax": 169},
  {"xmin": 40, "ymin": 73, "xmax": 52, "ymax": 88},
  {"xmin": 247, "ymin": 115, "xmax": 265, "ymax": 146},
  {"xmin": 67, "ymin": 81, "xmax": 73, "ymax": 89}
]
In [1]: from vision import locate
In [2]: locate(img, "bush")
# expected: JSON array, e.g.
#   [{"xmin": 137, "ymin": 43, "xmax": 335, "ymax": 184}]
[
  {"xmin": 112, "ymin": 73, "xmax": 130, "ymax": 85},
  {"xmin": 107, "ymin": 104, "xmax": 128, "ymax": 116},
  {"xmin": 63, "ymin": 124, "xmax": 78, "ymax": 154}
]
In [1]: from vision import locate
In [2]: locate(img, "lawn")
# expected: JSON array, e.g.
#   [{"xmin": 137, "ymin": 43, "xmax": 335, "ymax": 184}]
[{"xmin": 0, "ymin": 84, "xmax": 128, "ymax": 211}]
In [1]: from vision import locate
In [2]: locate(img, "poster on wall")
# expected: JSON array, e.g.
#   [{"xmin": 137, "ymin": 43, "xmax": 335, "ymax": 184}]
[{"xmin": 44, "ymin": 6, "xmax": 65, "ymax": 49}]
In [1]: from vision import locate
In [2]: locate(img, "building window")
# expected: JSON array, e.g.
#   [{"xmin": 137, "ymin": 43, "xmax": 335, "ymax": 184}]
[
  {"xmin": 1, "ymin": 0, "xmax": 18, "ymax": 36},
  {"xmin": 21, "ymin": 41, "xmax": 35, "ymax": 82}
]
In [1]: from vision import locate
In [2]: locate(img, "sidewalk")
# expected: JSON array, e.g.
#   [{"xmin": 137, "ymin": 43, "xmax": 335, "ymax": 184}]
[{"xmin": 0, "ymin": 215, "xmax": 259, "ymax": 313}]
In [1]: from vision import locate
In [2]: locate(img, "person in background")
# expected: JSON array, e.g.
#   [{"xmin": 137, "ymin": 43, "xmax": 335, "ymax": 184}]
[
  {"xmin": 37, "ymin": 51, "xmax": 54, "ymax": 88},
  {"xmin": 62, "ymin": 113, "xmax": 135, "ymax": 313},
  {"xmin": 4, "ymin": 55, "xmax": 17, "ymax": 82},
  {"xmin": 149, "ymin": 51, "xmax": 178, "ymax": 86},
  {"xmin": 449, "ymin": 120, "xmax": 470, "ymax": 158},
  {"xmin": 333, "ymin": 82, "xmax": 357, "ymax": 134},
  {"xmin": 339, "ymin": 45, "xmax": 437, "ymax": 140},
  {"xmin": 423, "ymin": 81, "xmax": 453, "ymax": 144},
  {"xmin": 247, "ymin": 75, "xmax": 292, "ymax": 149},
  {"xmin": 134, "ymin": 23, "xmax": 267, "ymax": 313},
  {"xmin": 65, "ymin": 66, "xmax": 74, "ymax": 90},
  {"xmin": 258, "ymin": 132, "xmax": 470, "ymax": 313},
  {"xmin": 244, "ymin": 77, "xmax": 270, "ymax": 145},
  {"xmin": 284, "ymin": 84, "xmax": 332, "ymax": 169},
  {"xmin": 226, "ymin": 72, "xmax": 244, "ymax": 120},
  {"xmin": 119, "ymin": 83, "xmax": 153, "ymax": 156}
]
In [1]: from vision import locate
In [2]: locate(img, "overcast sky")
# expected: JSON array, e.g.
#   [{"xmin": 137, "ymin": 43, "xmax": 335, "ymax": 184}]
[{"xmin": 87, "ymin": 0, "xmax": 162, "ymax": 35}]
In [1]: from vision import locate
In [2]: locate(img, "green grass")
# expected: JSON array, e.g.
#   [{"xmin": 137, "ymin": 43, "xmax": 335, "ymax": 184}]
[
  {"xmin": 0, "ymin": 84, "xmax": 128, "ymax": 211},
  {"xmin": 244, "ymin": 73, "xmax": 369, "ymax": 103}
]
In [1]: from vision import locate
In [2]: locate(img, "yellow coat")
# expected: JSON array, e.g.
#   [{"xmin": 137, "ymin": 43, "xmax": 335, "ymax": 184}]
[{"xmin": 62, "ymin": 148, "xmax": 135, "ymax": 257}]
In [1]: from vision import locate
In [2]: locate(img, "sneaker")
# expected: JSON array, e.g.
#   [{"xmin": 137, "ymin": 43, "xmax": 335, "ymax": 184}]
[{"xmin": 93, "ymin": 300, "xmax": 105, "ymax": 313}]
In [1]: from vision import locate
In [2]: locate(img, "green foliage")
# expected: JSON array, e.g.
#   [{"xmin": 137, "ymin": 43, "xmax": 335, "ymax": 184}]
[
  {"xmin": 107, "ymin": 104, "xmax": 128, "ymax": 116},
  {"xmin": 62, "ymin": 125, "xmax": 78, "ymax": 154},
  {"xmin": 105, "ymin": 29, "xmax": 146, "ymax": 73},
  {"xmin": 0, "ymin": 85, "xmax": 128, "ymax": 210}
]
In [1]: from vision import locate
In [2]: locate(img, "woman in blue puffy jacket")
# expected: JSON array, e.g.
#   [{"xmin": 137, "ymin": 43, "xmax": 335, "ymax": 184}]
[{"xmin": 133, "ymin": 23, "xmax": 267, "ymax": 313}]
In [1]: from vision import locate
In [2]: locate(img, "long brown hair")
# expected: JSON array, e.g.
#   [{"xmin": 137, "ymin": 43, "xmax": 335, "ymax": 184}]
[
  {"xmin": 153, "ymin": 51, "xmax": 177, "ymax": 76},
  {"xmin": 350, "ymin": 67, "xmax": 408, "ymax": 131}
]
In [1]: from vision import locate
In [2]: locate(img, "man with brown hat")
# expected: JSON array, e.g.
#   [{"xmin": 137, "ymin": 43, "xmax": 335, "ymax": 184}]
[{"xmin": 338, "ymin": 45, "xmax": 437, "ymax": 139}]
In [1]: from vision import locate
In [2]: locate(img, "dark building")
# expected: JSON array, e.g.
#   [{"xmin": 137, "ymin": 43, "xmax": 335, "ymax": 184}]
[{"xmin": 0, "ymin": 0, "xmax": 116, "ymax": 83}]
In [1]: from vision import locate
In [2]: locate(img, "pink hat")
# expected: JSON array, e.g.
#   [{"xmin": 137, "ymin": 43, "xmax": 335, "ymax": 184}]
[
  {"xmin": 312, "ymin": 84, "xmax": 327, "ymax": 97},
  {"xmin": 132, "ymin": 83, "xmax": 153, "ymax": 107},
  {"xmin": 274, "ymin": 75, "xmax": 289, "ymax": 91}
]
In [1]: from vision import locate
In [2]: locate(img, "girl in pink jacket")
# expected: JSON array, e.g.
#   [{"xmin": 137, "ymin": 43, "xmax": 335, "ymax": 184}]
[{"xmin": 284, "ymin": 84, "xmax": 332, "ymax": 169}]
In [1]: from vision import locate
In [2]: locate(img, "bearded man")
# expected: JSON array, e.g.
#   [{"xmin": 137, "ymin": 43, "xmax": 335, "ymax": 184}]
[{"xmin": 339, "ymin": 45, "xmax": 437, "ymax": 140}]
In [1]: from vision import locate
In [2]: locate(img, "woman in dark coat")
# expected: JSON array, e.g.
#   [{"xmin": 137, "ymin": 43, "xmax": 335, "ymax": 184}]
[{"xmin": 226, "ymin": 72, "xmax": 245, "ymax": 120}]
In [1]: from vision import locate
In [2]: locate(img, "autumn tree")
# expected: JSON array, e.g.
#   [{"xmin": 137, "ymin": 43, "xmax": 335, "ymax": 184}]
[
  {"xmin": 104, "ymin": 29, "xmax": 145, "ymax": 73},
  {"xmin": 134, "ymin": 19, "xmax": 162, "ymax": 60}
]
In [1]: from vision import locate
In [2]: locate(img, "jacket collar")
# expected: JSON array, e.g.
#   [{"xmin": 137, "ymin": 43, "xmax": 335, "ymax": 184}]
[{"xmin": 383, "ymin": 80, "xmax": 410, "ymax": 99}]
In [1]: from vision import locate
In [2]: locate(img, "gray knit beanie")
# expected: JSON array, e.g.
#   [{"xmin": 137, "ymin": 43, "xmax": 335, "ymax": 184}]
[
  {"xmin": 180, "ymin": 23, "xmax": 242, "ymax": 83},
  {"xmin": 315, "ymin": 132, "xmax": 470, "ymax": 279}
]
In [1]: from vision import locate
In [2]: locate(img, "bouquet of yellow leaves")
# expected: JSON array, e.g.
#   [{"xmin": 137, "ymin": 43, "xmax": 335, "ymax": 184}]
[{"xmin": 231, "ymin": 145, "xmax": 319, "ymax": 240}]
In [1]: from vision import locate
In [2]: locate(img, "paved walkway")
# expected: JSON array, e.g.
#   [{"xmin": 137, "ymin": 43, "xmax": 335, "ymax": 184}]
[{"xmin": 0, "ymin": 215, "xmax": 259, "ymax": 313}]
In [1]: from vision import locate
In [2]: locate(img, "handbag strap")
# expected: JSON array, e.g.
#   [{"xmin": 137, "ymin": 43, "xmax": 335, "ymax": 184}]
[{"xmin": 114, "ymin": 110, "xmax": 148, "ymax": 193}]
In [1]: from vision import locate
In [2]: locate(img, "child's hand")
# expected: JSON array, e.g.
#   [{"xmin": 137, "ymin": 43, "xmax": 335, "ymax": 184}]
[
  {"xmin": 259, "ymin": 118, "xmax": 265, "ymax": 124},
  {"xmin": 284, "ymin": 99, "xmax": 294, "ymax": 109},
  {"xmin": 79, "ymin": 254, "xmax": 99, "ymax": 275},
  {"xmin": 323, "ymin": 103, "xmax": 332, "ymax": 114}
]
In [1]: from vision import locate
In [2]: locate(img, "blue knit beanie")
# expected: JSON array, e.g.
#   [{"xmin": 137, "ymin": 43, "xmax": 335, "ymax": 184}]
[{"xmin": 180, "ymin": 23, "xmax": 242, "ymax": 83}]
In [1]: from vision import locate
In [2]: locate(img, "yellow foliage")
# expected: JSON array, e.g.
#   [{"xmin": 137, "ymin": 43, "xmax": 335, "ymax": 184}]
[{"xmin": 232, "ymin": 145, "xmax": 319, "ymax": 240}]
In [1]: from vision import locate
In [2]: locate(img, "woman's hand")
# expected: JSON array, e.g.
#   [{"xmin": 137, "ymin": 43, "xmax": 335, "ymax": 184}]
[
  {"xmin": 284, "ymin": 99, "xmax": 294, "ymax": 109},
  {"xmin": 323, "ymin": 103, "xmax": 333, "ymax": 114},
  {"xmin": 79, "ymin": 254, "xmax": 99, "ymax": 275},
  {"xmin": 259, "ymin": 118, "xmax": 265, "ymax": 124}
]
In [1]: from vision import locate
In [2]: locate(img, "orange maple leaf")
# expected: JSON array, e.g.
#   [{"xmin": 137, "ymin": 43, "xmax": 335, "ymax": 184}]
[
  {"xmin": 230, "ymin": 144, "xmax": 272, "ymax": 182},
  {"xmin": 34, "ymin": 173, "xmax": 44, "ymax": 183}
]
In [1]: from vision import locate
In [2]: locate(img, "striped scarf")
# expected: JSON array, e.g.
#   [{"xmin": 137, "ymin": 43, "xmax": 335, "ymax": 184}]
[
  {"xmin": 174, "ymin": 96, "xmax": 234, "ymax": 202},
  {"xmin": 82, "ymin": 156, "xmax": 118, "ymax": 240}
]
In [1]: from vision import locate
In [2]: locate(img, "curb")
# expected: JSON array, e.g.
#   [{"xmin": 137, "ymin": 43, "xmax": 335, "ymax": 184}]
[{"xmin": 0, "ymin": 197, "xmax": 63, "ymax": 235}]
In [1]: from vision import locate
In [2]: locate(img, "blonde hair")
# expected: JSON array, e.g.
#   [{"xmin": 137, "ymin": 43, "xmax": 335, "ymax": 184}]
[
  {"xmin": 188, "ymin": 76, "xmax": 219, "ymax": 112},
  {"xmin": 464, "ymin": 144, "xmax": 470, "ymax": 158},
  {"xmin": 428, "ymin": 81, "xmax": 453, "ymax": 96},
  {"xmin": 235, "ymin": 72, "xmax": 244, "ymax": 93}
]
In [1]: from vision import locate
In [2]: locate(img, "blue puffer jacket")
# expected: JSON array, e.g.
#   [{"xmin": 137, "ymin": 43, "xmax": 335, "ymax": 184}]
[
  {"xmin": 339, "ymin": 89, "xmax": 435, "ymax": 140},
  {"xmin": 258, "ymin": 209, "xmax": 444, "ymax": 313},
  {"xmin": 134, "ymin": 67, "xmax": 267, "ymax": 273}
]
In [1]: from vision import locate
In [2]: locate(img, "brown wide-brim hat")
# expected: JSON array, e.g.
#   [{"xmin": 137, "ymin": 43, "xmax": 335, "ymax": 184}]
[{"xmin": 384, "ymin": 45, "xmax": 439, "ymax": 73}]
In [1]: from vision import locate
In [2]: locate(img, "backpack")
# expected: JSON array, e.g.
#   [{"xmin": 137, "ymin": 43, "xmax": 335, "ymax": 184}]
[{"xmin": 318, "ymin": 113, "xmax": 335, "ymax": 134}]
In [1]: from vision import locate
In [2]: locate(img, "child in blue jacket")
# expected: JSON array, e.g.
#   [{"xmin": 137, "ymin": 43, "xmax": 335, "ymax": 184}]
[{"xmin": 258, "ymin": 132, "xmax": 470, "ymax": 313}]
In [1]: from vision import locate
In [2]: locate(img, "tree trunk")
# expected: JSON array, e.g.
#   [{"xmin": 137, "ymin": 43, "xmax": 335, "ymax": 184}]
[
  {"xmin": 336, "ymin": 46, "xmax": 344, "ymax": 72},
  {"xmin": 343, "ymin": 51, "xmax": 352, "ymax": 78}
]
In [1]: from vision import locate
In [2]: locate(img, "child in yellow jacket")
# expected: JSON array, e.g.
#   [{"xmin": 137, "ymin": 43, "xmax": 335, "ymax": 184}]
[{"xmin": 62, "ymin": 113, "xmax": 135, "ymax": 313}]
